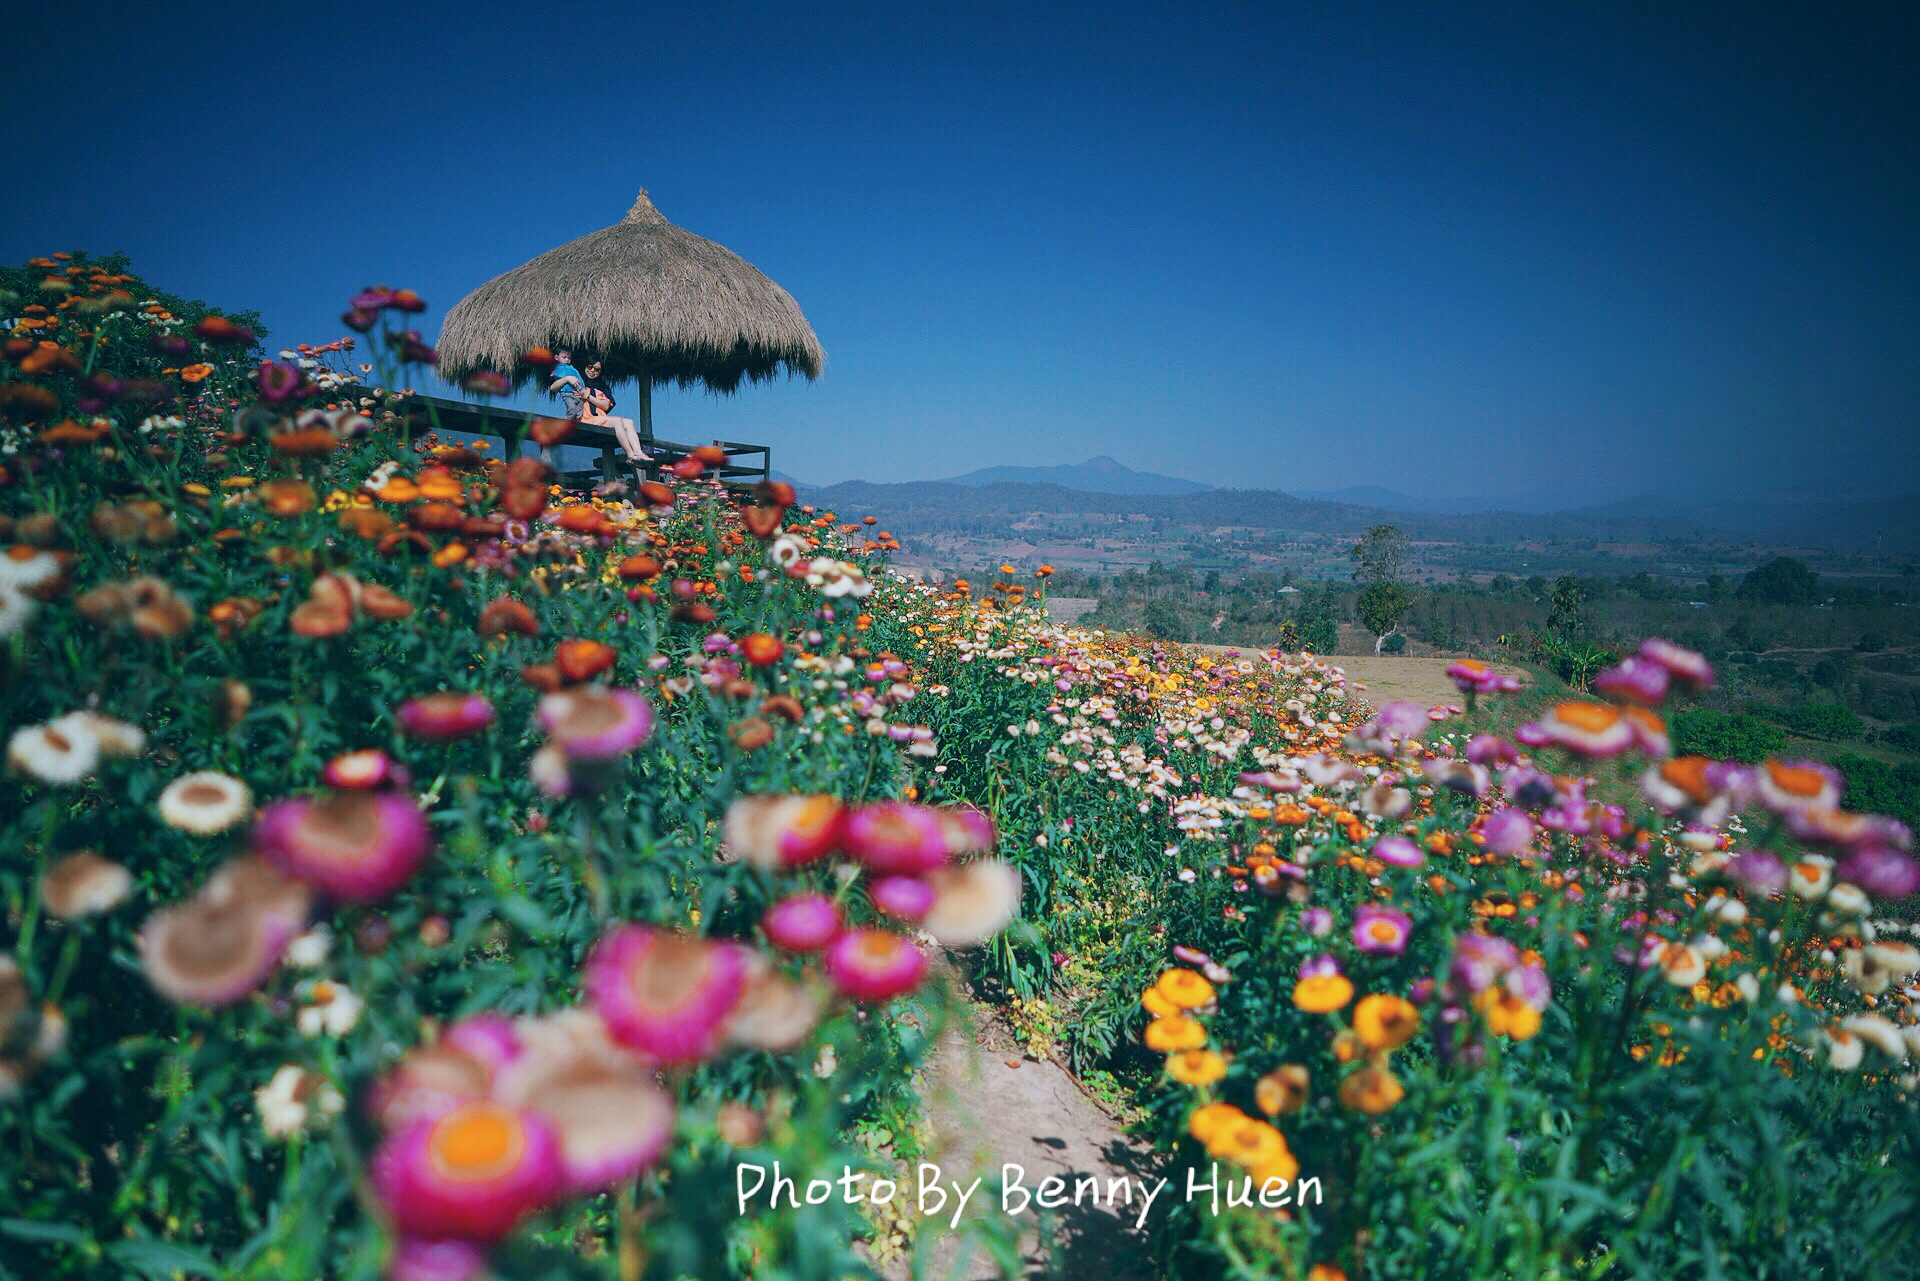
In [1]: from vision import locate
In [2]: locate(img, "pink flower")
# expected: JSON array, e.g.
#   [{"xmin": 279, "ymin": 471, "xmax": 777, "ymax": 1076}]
[
  {"xmin": 1481, "ymin": 807, "xmax": 1536, "ymax": 855},
  {"xmin": 1637, "ymin": 638, "xmax": 1714, "ymax": 690},
  {"xmin": 1372, "ymin": 836, "xmax": 1425, "ymax": 868},
  {"xmin": 254, "ymin": 791, "xmax": 433, "ymax": 902},
  {"xmin": 1527, "ymin": 702, "xmax": 1637, "ymax": 758},
  {"xmin": 870, "ymin": 876, "xmax": 936, "ymax": 922},
  {"xmin": 370, "ymin": 1100, "xmax": 561, "ymax": 1244},
  {"xmin": 398, "ymin": 693, "xmax": 496, "ymax": 741},
  {"xmin": 762, "ymin": 894, "xmax": 843, "ymax": 952},
  {"xmin": 537, "ymin": 687, "xmax": 655, "ymax": 760},
  {"xmin": 1352, "ymin": 904, "xmax": 1411, "ymax": 955},
  {"xmin": 322, "ymin": 749, "xmax": 410, "ymax": 791},
  {"xmin": 582, "ymin": 927, "xmax": 747, "ymax": 1063},
  {"xmin": 824, "ymin": 929, "xmax": 928, "ymax": 1002},
  {"xmin": 389, "ymin": 1238, "xmax": 490, "ymax": 1281},
  {"xmin": 841, "ymin": 802, "xmax": 950, "ymax": 875},
  {"xmin": 1593, "ymin": 656, "xmax": 1670, "ymax": 706},
  {"xmin": 723, "ymin": 795, "xmax": 844, "ymax": 870}
]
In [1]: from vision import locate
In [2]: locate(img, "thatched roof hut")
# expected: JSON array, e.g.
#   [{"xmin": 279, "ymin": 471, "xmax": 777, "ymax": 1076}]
[{"xmin": 436, "ymin": 191, "xmax": 824, "ymax": 414}]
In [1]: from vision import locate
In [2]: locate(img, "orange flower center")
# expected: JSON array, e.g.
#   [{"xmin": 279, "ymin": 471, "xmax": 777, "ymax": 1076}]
[{"xmin": 431, "ymin": 1103, "xmax": 522, "ymax": 1177}]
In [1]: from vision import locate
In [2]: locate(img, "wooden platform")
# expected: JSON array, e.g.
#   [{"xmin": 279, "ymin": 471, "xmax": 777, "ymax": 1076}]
[{"xmin": 367, "ymin": 388, "xmax": 772, "ymax": 490}]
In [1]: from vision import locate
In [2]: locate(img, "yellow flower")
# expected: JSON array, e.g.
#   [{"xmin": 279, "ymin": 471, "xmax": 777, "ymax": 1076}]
[
  {"xmin": 1154, "ymin": 968, "xmax": 1215, "ymax": 1010},
  {"xmin": 1473, "ymin": 990, "xmax": 1542, "ymax": 1041},
  {"xmin": 1292, "ymin": 974, "xmax": 1354, "ymax": 1013},
  {"xmin": 1144, "ymin": 1014, "xmax": 1206, "ymax": 1052},
  {"xmin": 1352, "ymin": 994, "xmax": 1420, "ymax": 1052},
  {"xmin": 1336, "ymin": 1064, "xmax": 1405, "ymax": 1114},
  {"xmin": 1167, "ymin": 1049, "xmax": 1227, "ymax": 1086},
  {"xmin": 1255, "ymin": 1064, "xmax": 1310, "ymax": 1116},
  {"xmin": 1141, "ymin": 986, "xmax": 1179, "ymax": 1018},
  {"xmin": 1211, "ymin": 1117, "xmax": 1289, "ymax": 1167},
  {"xmin": 1187, "ymin": 1102, "xmax": 1245, "ymax": 1145},
  {"xmin": 1308, "ymin": 1267, "xmax": 1350, "ymax": 1281},
  {"xmin": 1248, "ymin": 1149, "xmax": 1301, "ymax": 1190}
]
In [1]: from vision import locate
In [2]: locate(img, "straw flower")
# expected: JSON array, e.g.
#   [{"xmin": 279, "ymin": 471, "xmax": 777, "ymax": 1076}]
[
  {"xmin": 139, "ymin": 858, "xmax": 311, "ymax": 1007},
  {"xmin": 1144, "ymin": 1014, "xmax": 1207, "ymax": 1052},
  {"xmin": 0, "ymin": 582, "xmax": 36, "ymax": 638},
  {"xmin": 1336, "ymin": 1063, "xmax": 1405, "ymax": 1113},
  {"xmin": 370, "ymin": 1099, "xmax": 563, "ymax": 1243},
  {"xmin": 583, "ymin": 926, "xmax": 748, "ymax": 1062},
  {"xmin": 1351, "ymin": 994, "xmax": 1420, "ymax": 1052},
  {"xmin": 1167, "ymin": 1049, "xmax": 1228, "ymax": 1086},
  {"xmin": 1153, "ymin": 968, "xmax": 1216, "ymax": 1011},
  {"xmin": 823, "ymin": 928, "xmax": 929, "ymax": 1002},
  {"xmin": 723, "ymin": 794, "xmax": 845, "ymax": 870},
  {"xmin": 1255, "ymin": 1065, "xmax": 1310, "ymax": 1116},
  {"xmin": 1292, "ymin": 975, "xmax": 1354, "ymax": 1013},
  {"xmin": 41, "ymin": 851, "xmax": 132, "ymax": 918},
  {"xmin": 157, "ymin": 771, "xmax": 252, "ymax": 834},
  {"xmin": 492, "ymin": 1017, "xmax": 676, "ymax": 1194},
  {"xmin": 920, "ymin": 858, "xmax": 1021, "ymax": 946},
  {"xmin": 253, "ymin": 790, "xmax": 433, "ymax": 901},
  {"xmin": 255, "ymin": 1064, "xmax": 345, "ymax": 1139},
  {"xmin": 7, "ymin": 719, "xmax": 100, "ymax": 785}
]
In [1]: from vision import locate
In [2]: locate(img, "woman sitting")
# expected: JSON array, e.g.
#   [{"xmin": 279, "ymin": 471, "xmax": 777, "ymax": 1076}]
[{"xmin": 577, "ymin": 360, "xmax": 649, "ymax": 463}]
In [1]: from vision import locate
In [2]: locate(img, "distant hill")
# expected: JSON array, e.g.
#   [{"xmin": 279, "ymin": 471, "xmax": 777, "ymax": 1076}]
[
  {"xmin": 935, "ymin": 455, "xmax": 1213, "ymax": 496},
  {"xmin": 794, "ymin": 476, "xmax": 1920, "ymax": 555},
  {"xmin": 1290, "ymin": 484, "xmax": 1588, "ymax": 515}
]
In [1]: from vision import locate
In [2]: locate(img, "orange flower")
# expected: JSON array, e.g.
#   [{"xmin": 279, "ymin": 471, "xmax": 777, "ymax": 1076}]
[
  {"xmin": 1291, "ymin": 975, "xmax": 1353, "ymax": 1013},
  {"xmin": 179, "ymin": 362, "xmax": 214, "ymax": 383},
  {"xmin": 1351, "ymin": 994, "xmax": 1420, "ymax": 1052},
  {"xmin": 740, "ymin": 632, "xmax": 786, "ymax": 667},
  {"xmin": 1336, "ymin": 1063, "xmax": 1405, "ymax": 1114},
  {"xmin": 1154, "ymin": 968, "xmax": 1216, "ymax": 1011},
  {"xmin": 1144, "ymin": 1014, "xmax": 1206, "ymax": 1052},
  {"xmin": 257, "ymin": 480, "xmax": 317, "ymax": 517},
  {"xmin": 1166, "ymin": 1049, "xmax": 1227, "ymax": 1087},
  {"xmin": 555, "ymin": 639, "xmax": 617, "ymax": 684},
  {"xmin": 1255, "ymin": 1064, "xmax": 1310, "ymax": 1116}
]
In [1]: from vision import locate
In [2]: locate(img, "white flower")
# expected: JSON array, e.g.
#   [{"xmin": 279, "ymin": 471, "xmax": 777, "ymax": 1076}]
[
  {"xmin": 0, "ymin": 546, "xmax": 59, "ymax": 589},
  {"xmin": 285, "ymin": 927, "xmax": 333, "ymax": 969},
  {"xmin": 157, "ymin": 771, "xmax": 252, "ymax": 834},
  {"xmin": 7, "ymin": 720, "xmax": 101, "ymax": 785},
  {"xmin": 769, "ymin": 533, "xmax": 810, "ymax": 569},
  {"xmin": 1840, "ymin": 1014, "xmax": 1908, "ymax": 1062},
  {"xmin": 1825, "ymin": 1027, "xmax": 1865, "ymax": 1070},
  {"xmin": 0, "ymin": 582, "xmax": 35, "ymax": 638},
  {"xmin": 1658, "ymin": 942, "xmax": 1706, "ymax": 988},
  {"xmin": 296, "ymin": 980, "xmax": 364, "ymax": 1038},
  {"xmin": 255, "ymin": 1064, "xmax": 344, "ymax": 1138},
  {"xmin": 51, "ymin": 711, "xmax": 145, "ymax": 758}
]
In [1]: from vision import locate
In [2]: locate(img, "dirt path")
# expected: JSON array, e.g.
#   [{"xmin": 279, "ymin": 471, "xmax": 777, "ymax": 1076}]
[
  {"xmin": 1190, "ymin": 646, "xmax": 1527, "ymax": 708},
  {"xmin": 887, "ymin": 1000, "xmax": 1157, "ymax": 1281}
]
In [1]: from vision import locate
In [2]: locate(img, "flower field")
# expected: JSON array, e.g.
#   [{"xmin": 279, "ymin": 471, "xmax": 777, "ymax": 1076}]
[
  {"xmin": 4, "ymin": 255, "xmax": 1920, "ymax": 1281},
  {"xmin": 878, "ymin": 584, "xmax": 1920, "ymax": 1277}
]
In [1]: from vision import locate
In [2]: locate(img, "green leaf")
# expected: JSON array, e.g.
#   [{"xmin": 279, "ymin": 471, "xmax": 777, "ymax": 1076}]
[{"xmin": 106, "ymin": 1238, "xmax": 221, "ymax": 1278}]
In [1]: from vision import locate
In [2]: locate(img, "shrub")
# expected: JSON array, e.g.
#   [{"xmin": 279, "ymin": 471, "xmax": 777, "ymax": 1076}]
[
  {"xmin": 1672, "ymin": 708, "xmax": 1789, "ymax": 762},
  {"xmin": 1760, "ymin": 702, "xmax": 1866, "ymax": 741}
]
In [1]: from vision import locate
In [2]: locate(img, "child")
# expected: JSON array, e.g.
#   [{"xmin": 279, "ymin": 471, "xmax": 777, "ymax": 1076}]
[
  {"xmin": 547, "ymin": 349, "xmax": 585, "ymax": 418},
  {"xmin": 579, "ymin": 360, "xmax": 650, "ymax": 463}
]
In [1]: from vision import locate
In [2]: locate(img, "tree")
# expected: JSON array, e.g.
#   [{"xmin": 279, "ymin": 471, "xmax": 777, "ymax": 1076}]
[
  {"xmin": 1736, "ymin": 557, "xmax": 1821, "ymax": 606},
  {"xmin": 1356, "ymin": 581, "xmax": 1412, "ymax": 653},
  {"xmin": 1141, "ymin": 597, "xmax": 1188, "ymax": 642},
  {"xmin": 1546, "ymin": 575, "xmax": 1590, "ymax": 641},
  {"xmin": 1350, "ymin": 524, "xmax": 1411, "ymax": 654}
]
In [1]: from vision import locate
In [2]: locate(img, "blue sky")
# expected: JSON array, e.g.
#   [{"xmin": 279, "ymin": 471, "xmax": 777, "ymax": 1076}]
[{"xmin": 7, "ymin": 1, "xmax": 1917, "ymax": 502}]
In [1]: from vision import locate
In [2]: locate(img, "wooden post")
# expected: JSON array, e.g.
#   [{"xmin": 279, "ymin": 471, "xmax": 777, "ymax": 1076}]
[{"xmin": 637, "ymin": 377, "xmax": 654, "ymax": 445}]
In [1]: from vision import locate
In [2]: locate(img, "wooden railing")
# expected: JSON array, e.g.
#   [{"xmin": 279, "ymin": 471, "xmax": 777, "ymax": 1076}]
[{"xmin": 363, "ymin": 388, "xmax": 772, "ymax": 488}]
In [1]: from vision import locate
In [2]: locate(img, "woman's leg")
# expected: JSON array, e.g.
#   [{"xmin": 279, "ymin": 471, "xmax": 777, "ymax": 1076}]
[{"xmin": 610, "ymin": 417, "xmax": 648, "ymax": 460}]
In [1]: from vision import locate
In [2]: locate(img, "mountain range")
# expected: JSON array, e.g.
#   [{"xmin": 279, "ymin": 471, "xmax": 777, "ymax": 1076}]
[{"xmin": 932, "ymin": 455, "xmax": 1213, "ymax": 495}]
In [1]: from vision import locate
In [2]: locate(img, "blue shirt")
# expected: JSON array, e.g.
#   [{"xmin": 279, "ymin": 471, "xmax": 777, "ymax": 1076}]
[{"xmin": 549, "ymin": 363, "xmax": 582, "ymax": 395}]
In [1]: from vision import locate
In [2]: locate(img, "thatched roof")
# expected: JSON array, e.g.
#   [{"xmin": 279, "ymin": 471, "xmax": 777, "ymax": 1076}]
[{"xmin": 436, "ymin": 190, "xmax": 824, "ymax": 393}]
